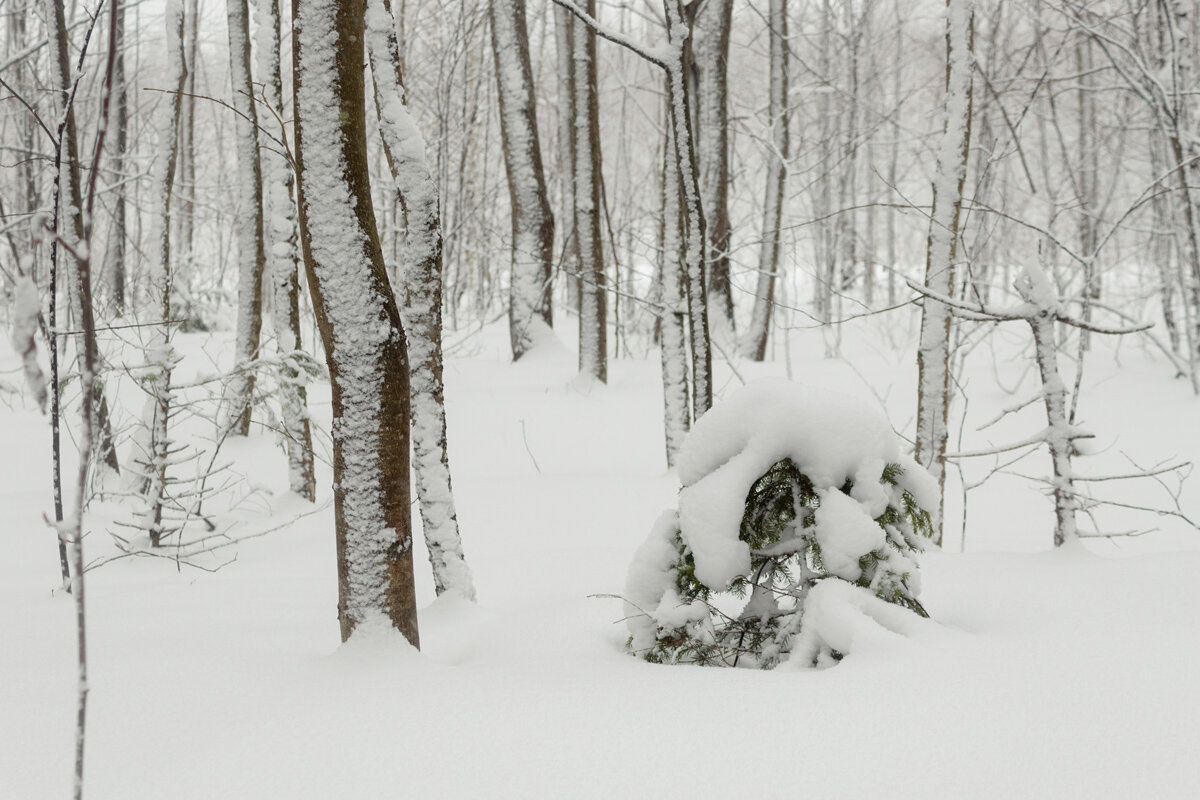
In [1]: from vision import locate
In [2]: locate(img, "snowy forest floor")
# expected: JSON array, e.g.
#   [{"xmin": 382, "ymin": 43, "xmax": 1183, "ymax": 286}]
[{"xmin": 3, "ymin": 310, "xmax": 1198, "ymax": 798}]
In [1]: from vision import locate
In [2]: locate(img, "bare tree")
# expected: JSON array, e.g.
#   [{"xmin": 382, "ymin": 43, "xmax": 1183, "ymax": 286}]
[{"xmin": 293, "ymin": 0, "xmax": 419, "ymax": 644}]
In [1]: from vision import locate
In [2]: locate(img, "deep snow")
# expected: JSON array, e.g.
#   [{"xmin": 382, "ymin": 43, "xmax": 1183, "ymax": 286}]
[{"xmin": 2, "ymin": 314, "xmax": 1198, "ymax": 798}]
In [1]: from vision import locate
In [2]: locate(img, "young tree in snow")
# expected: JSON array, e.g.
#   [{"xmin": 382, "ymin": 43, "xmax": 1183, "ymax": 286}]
[
  {"xmin": 915, "ymin": 0, "xmax": 974, "ymax": 544},
  {"xmin": 742, "ymin": 0, "xmax": 789, "ymax": 362},
  {"xmin": 224, "ymin": 0, "xmax": 267, "ymax": 437},
  {"xmin": 137, "ymin": 0, "xmax": 188, "ymax": 547},
  {"xmin": 490, "ymin": 0, "xmax": 556, "ymax": 360},
  {"xmin": 625, "ymin": 379, "xmax": 935, "ymax": 668},
  {"xmin": 366, "ymin": 0, "xmax": 476, "ymax": 600},
  {"xmin": 659, "ymin": 122, "xmax": 690, "ymax": 466},
  {"xmin": 256, "ymin": 0, "xmax": 317, "ymax": 501},
  {"xmin": 293, "ymin": 0, "xmax": 419, "ymax": 644}
]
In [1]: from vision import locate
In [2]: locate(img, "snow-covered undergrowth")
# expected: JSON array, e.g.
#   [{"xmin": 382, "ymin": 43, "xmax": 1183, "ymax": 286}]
[
  {"xmin": 2, "ymin": 315, "xmax": 1198, "ymax": 798},
  {"xmin": 626, "ymin": 379, "xmax": 936, "ymax": 668}
]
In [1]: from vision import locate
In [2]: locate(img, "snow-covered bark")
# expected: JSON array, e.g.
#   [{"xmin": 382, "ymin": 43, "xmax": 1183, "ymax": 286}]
[
  {"xmin": 914, "ymin": 0, "xmax": 974, "ymax": 543},
  {"xmin": 690, "ymin": 0, "xmax": 734, "ymax": 336},
  {"xmin": 140, "ymin": 0, "xmax": 187, "ymax": 546},
  {"xmin": 743, "ymin": 0, "xmax": 789, "ymax": 363},
  {"xmin": 366, "ymin": 0, "xmax": 475, "ymax": 600},
  {"xmin": 293, "ymin": 0, "xmax": 419, "ymax": 645},
  {"xmin": 256, "ymin": 0, "xmax": 316, "ymax": 501},
  {"xmin": 660, "ymin": 126, "xmax": 690, "ymax": 467},
  {"xmin": 574, "ymin": 0, "xmax": 606, "ymax": 384},
  {"xmin": 224, "ymin": 0, "xmax": 266, "ymax": 437},
  {"xmin": 663, "ymin": 0, "xmax": 712, "ymax": 418},
  {"xmin": 489, "ymin": 0, "xmax": 555, "ymax": 360}
]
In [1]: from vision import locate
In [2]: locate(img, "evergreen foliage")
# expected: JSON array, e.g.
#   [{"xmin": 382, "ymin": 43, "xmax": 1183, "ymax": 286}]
[{"xmin": 629, "ymin": 457, "xmax": 933, "ymax": 669}]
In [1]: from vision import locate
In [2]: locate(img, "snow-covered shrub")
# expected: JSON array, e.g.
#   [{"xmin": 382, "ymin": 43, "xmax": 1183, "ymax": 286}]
[{"xmin": 625, "ymin": 379, "xmax": 937, "ymax": 668}]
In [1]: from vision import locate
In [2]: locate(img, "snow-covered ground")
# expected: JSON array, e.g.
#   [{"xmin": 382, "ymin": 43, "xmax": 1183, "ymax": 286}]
[{"xmin": 3, "ymin": 313, "xmax": 1198, "ymax": 798}]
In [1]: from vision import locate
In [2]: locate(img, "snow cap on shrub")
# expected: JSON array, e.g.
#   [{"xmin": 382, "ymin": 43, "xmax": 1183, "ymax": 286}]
[{"xmin": 676, "ymin": 378, "xmax": 901, "ymax": 589}]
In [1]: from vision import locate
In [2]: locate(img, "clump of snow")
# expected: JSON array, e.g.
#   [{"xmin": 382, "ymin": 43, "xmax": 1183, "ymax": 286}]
[{"xmin": 626, "ymin": 378, "xmax": 935, "ymax": 668}]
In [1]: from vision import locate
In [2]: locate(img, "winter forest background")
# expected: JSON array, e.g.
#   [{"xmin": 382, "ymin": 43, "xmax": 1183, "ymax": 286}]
[{"xmin": 2, "ymin": 0, "xmax": 1199, "ymax": 797}]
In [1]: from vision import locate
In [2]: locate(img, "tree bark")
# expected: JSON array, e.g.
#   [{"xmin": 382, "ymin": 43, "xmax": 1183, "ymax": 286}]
[
  {"xmin": 293, "ymin": 0, "xmax": 419, "ymax": 645},
  {"xmin": 574, "ymin": 0, "xmax": 606, "ymax": 383}
]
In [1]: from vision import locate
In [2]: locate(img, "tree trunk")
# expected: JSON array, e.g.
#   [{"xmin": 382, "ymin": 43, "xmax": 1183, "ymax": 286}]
[
  {"xmin": 660, "ymin": 121, "xmax": 691, "ymax": 465},
  {"xmin": 743, "ymin": 0, "xmax": 788, "ymax": 362},
  {"xmin": 554, "ymin": 6, "xmax": 579, "ymax": 314},
  {"xmin": 574, "ymin": 0, "xmax": 606, "ymax": 383},
  {"xmin": 490, "ymin": 0, "xmax": 556, "ymax": 359},
  {"xmin": 691, "ymin": 0, "xmax": 734, "ymax": 335},
  {"xmin": 225, "ymin": 0, "xmax": 267, "ymax": 436},
  {"xmin": 257, "ymin": 0, "xmax": 317, "ymax": 501},
  {"xmin": 915, "ymin": 0, "xmax": 974, "ymax": 544},
  {"xmin": 367, "ymin": 0, "xmax": 476, "ymax": 600},
  {"xmin": 293, "ymin": 0, "xmax": 419, "ymax": 645}
]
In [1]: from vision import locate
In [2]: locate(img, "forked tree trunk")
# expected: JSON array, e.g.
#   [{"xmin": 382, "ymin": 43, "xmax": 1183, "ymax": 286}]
[
  {"xmin": 490, "ymin": 0, "xmax": 556, "ymax": 359},
  {"xmin": 915, "ymin": 0, "xmax": 974, "ymax": 544},
  {"xmin": 225, "ymin": 0, "xmax": 266, "ymax": 436},
  {"xmin": 367, "ymin": 0, "xmax": 476, "ymax": 600},
  {"xmin": 293, "ymin": 0, "xmax": 419, "ymax": 645}
]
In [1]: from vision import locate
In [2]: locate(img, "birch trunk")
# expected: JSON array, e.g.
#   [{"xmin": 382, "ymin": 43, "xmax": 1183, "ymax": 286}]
[
  {"xmin": 293, "ymin": 0, "xmax": 419, "ymax": 645},
  {"xmin": 490, "ymin": 0, "xmax": 556, "ymax": 360},
  {"xmin": 367, "ymin": 0, "xmax": 476, "ymax": 600},
  {"xmin": 915, "ymin": 0, "xmax": 974, "ymax": 544},
  {"xmin": 554, "ymin": 7, "xmax": 578, "ymax": 313}
]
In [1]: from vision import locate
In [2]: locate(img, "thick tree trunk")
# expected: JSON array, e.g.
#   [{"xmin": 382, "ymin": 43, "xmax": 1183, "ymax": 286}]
[
  {"xmin": 293, "ymin": 0, "xmax": 419, "ymax": 645},
  {"xmin": 490, "ymin": 0, "xmax": 556, "ymax": 359},
  {"xmin": 743, "ymin": 0, "xmax": 788, "ymax": 362},
  {"xmin": 225, "ymin": 0, "xmax": 267, "ymax": 436},
  {"xmin": 257, "ymin": 0, "xmax": 317, "ymax": 501},
  {"xmin": 915, "ymin": 0, "xmax": 974, "ymax": 544},
  {"xmin": 367, "ymin": 0, "xmax": 476, "ymax": 600}
]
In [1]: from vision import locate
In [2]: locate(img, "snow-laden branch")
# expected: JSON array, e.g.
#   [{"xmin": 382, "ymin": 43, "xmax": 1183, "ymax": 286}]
[{"xmin": 548, "ymin": 0, "xmax": 669, "ymax": 68}]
